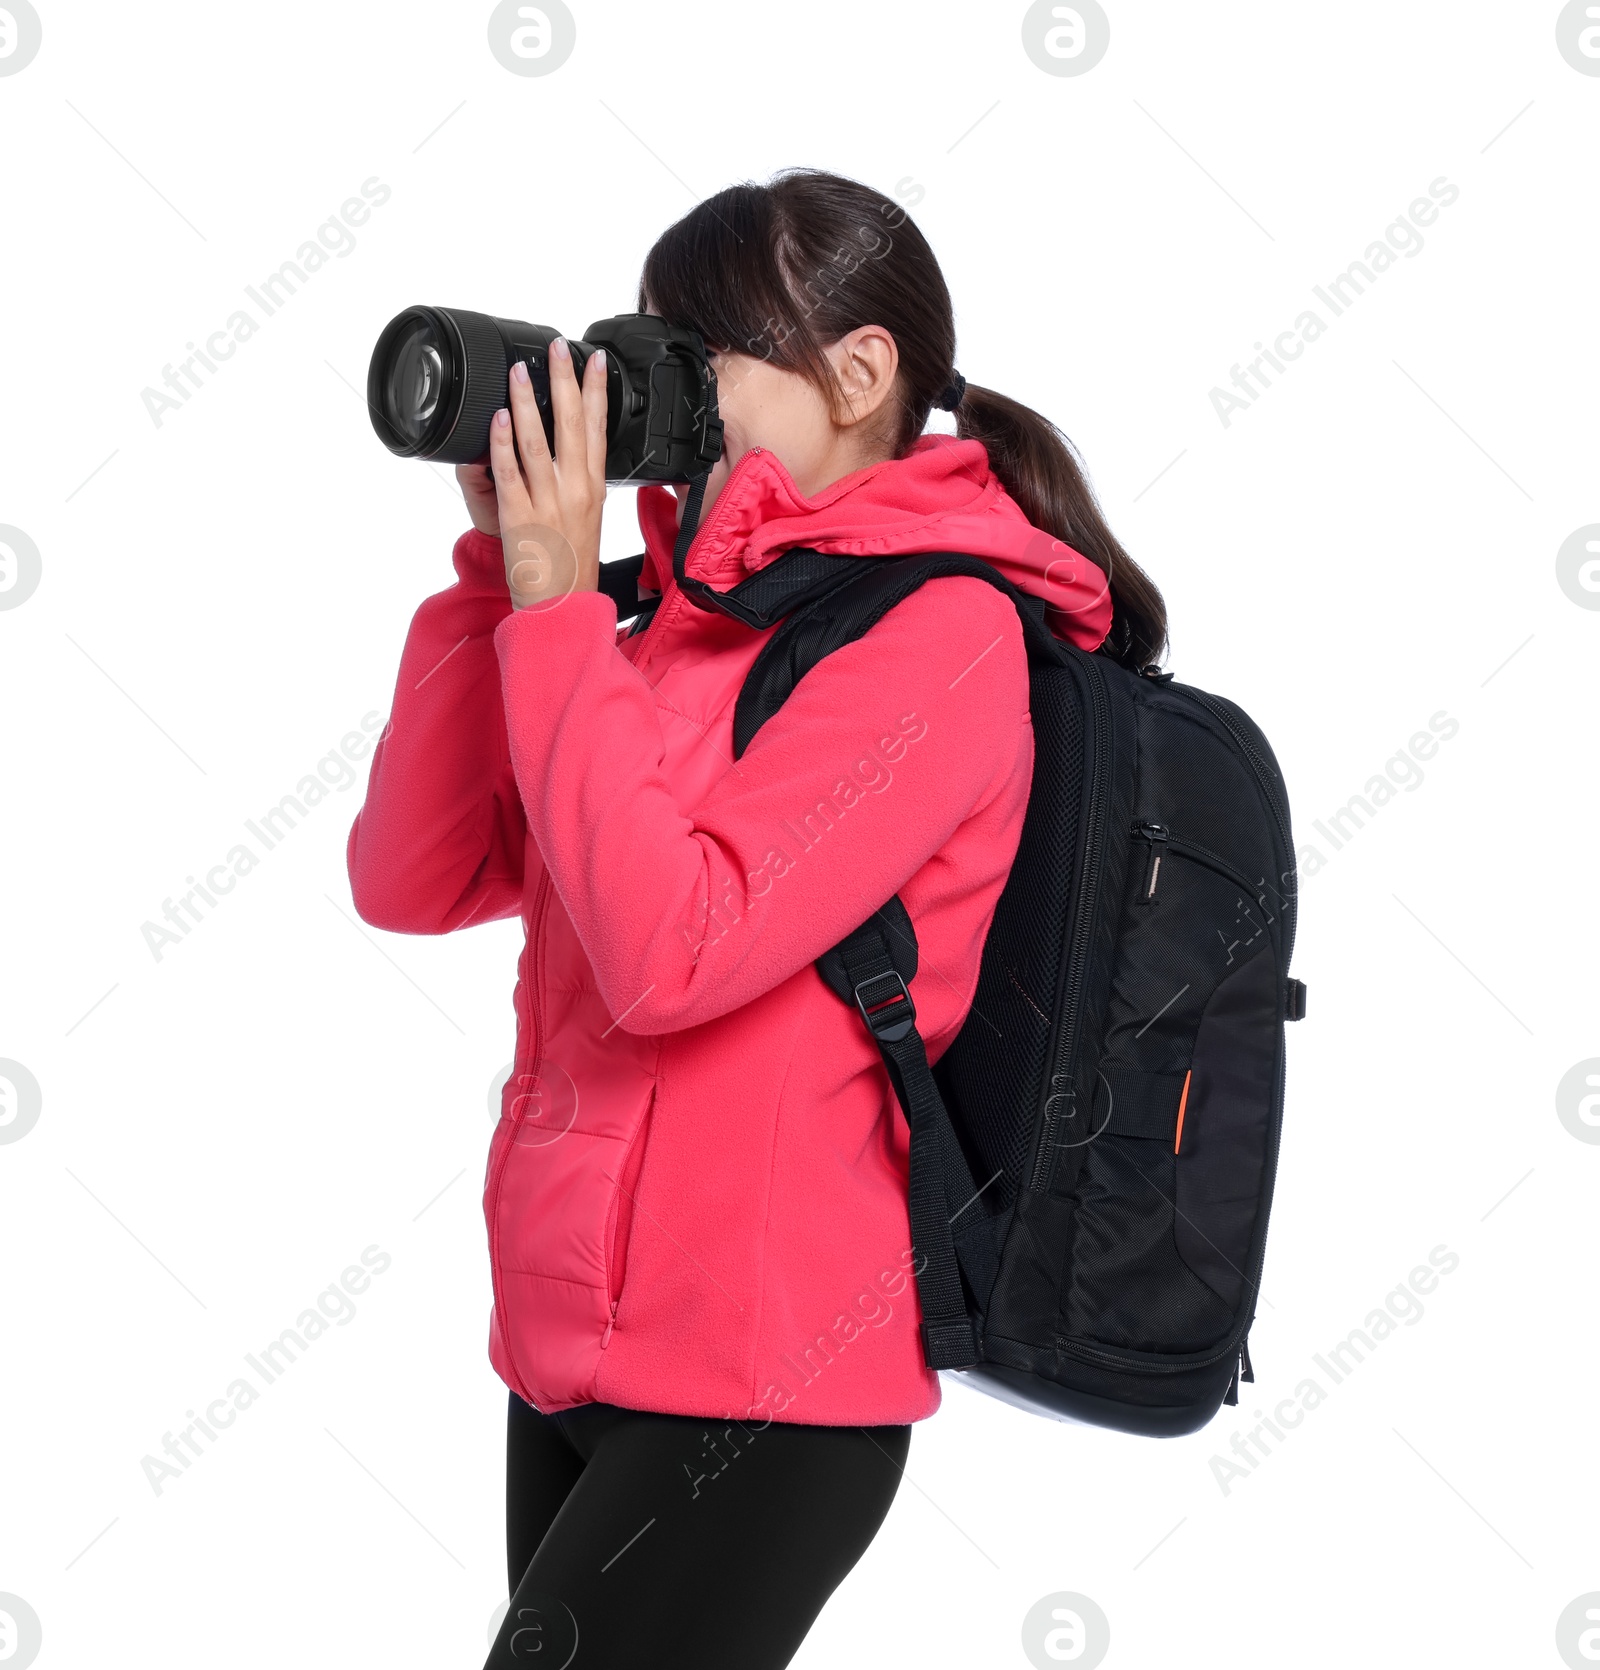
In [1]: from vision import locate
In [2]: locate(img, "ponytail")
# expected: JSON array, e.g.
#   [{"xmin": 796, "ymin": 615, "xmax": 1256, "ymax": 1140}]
[{"xmin": 953, "ymin": 383, "xmax": 1167, "ymax": 672}]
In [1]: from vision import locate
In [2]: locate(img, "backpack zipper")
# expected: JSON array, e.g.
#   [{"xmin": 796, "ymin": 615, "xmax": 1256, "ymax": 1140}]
[
  {"xmin": 1029, "ymin": 657, "xmax": 1110, "ymax": 1192},
  {"xmin": 1138, "ymin": 694, "xmax": 1293, "ymax": 1371},
  {"xmin": 1131, "ymin": 820, "xmax": 1166, "ymax": 900},
  {"xmin": 1131, "ymin": 822, "xmax": 1273, "ymax": 913},
  {"xmin": 1055, "ymin": 1331, "xmax": 1247, "ymax": 1373},
  {"xmin": 1185, "ymin": 689, "xmax": 1295, "ymax": 943},
  {"xmin": 1055, "ymin": 1326, "xmax": 1256, "ymax": 1415},
  {"xmin": 1186, "ymin": 691, "xmax": 1291, "ymax": 856}
]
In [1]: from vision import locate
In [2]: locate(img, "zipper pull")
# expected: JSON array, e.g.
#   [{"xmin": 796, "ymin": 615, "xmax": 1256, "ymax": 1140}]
[
  {"xmin": 1239, "ymin": 1333, "xmax": 1254, "ymax": 1385},
  {"xmin": 1131, "ymin": 821, "xmax": 1169, "ymax": 902},
  {"xmin": 601, "ymin": 1299, "xmax": 617, "ymax": 1348}
]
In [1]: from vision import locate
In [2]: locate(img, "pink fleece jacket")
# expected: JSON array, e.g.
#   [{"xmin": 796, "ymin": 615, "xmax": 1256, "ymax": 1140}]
[{"xmin": 348, "ymin": 434, "xmax": 1112, "ymax": 1426}]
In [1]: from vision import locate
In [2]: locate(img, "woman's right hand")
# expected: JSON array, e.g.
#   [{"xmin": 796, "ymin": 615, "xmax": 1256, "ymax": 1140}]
[{"xmin": 457, "ymin": 459, "xmax": 501, "ymax": 536}]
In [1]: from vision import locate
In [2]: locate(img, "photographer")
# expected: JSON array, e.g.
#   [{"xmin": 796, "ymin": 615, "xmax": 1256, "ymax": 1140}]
[{"xmin": 349, "ymin": 167, "xmax": 1158, "ymax": 1670}]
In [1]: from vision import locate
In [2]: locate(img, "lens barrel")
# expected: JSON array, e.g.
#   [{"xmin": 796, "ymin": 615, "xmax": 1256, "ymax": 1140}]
[
  {"xmin": 366, "ymin": 306, "xmax": 527, "ymax": 464},
  {"xmin": 367, "ymin": 305, "xmax": 723, "ymax": 482}
]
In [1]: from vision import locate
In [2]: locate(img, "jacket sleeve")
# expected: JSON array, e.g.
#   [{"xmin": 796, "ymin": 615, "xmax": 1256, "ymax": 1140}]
[
  {"xmin": 346, "ymin": 529, "xmax": 528, "ymax": 933},
  {"xmin": 491, "ymin": 574, "xmax": 1032, "ymax": 1033}
]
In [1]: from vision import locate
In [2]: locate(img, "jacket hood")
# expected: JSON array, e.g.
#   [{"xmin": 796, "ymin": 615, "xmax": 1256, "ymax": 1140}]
[{"xmin": 635, "ymin": 434, "xmax": 1113, "ymax": 651}]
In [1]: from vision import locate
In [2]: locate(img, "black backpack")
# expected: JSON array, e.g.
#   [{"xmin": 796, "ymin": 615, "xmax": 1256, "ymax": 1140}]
[{"xmin": 602, "ymin": 546, "xmax": 1305, "ymax": 1437}]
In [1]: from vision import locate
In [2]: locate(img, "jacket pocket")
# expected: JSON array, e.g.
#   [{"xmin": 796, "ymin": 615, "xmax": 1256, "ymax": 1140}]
[{"xmin": 605, "ymin": 1083, "xmax": 657, "ymax": 1318}]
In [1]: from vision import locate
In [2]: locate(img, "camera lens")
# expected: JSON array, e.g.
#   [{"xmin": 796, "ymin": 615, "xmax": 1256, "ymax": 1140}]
[
  {"xmin": 368, "ymin": 305, "xmax": 521, "ymax": 463},
  {"xmin": 384, "ymin": 317, "xmax": 445, "ymax": 446}
]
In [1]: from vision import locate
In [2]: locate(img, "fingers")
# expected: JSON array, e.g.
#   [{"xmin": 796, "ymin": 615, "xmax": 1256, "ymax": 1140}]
[
  {"xmin": 581, "ymin": 347, "xmax": 609, "ymax": 483},
  {"xmin": 488, "ymin": 407, "xmax": 534, "ymax": 529},
  {"xmin": 506, "ymin": 359, "xmax": 556, "ymax": 500},
  {"xmin": 547, "ymin": 336, "xmax": 590, "ymax": 475},
  {"xmin": 491, "ymin": 339, "xmax": 607, "ymax": 601}
]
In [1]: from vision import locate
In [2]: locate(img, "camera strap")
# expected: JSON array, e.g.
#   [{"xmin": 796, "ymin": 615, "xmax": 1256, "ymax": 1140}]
[{"xmin": 668, "ymin": 465, "xmax": 714, "ymax": 597}]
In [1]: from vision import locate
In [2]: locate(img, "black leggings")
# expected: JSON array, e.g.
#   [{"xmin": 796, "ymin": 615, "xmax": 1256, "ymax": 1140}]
[{"xmin": 484, "ymin": 1392, "xmax": 911, "ymax": 1669}]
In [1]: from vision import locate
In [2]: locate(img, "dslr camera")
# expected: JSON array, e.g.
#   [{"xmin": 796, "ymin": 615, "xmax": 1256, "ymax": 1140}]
[{"xmin": 367, "ymin": 305, "xmax": 723, "ymax": 482}]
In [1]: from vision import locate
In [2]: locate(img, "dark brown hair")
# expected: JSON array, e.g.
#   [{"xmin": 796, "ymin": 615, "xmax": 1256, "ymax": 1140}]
[{"xmin": 638, "ymin": 166, "xmax": 1167, "ymax": 670}]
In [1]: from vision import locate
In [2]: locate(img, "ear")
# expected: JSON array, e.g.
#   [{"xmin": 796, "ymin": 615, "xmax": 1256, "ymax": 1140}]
[{"xmin": 827, "ymin": 325, "xmax": 899, "ymax": 430}]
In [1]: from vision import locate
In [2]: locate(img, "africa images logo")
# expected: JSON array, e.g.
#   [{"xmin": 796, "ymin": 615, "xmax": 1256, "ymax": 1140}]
[{"xmin": 0, "ymin": 1, "xmax": 43, "ymax": 76}]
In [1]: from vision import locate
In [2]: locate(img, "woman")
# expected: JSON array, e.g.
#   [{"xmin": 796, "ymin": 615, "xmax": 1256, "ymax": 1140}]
[{"xmin": 348, "ymin": 167, "xmax": 1165, "ymax": 1669}]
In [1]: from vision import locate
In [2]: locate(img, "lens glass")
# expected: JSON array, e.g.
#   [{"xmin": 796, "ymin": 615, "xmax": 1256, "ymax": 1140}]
[{"xmin": 385, "ymin": 319, "xmax": 446, "ymax": 445}]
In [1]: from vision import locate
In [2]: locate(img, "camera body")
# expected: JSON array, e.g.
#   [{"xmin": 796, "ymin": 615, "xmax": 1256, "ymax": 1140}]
[{"xmin": 367, "ymin": 305, "xmax": 724, "ymax": 482}]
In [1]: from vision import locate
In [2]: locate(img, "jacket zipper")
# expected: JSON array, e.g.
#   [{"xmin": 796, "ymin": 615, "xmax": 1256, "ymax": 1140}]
[
  {"xmin": 601, "ymin": 1082, "xmax": 657, "ymax": 1348},
  {"xmin": 1029, "ymin": 657, "xmax": 1111, "ymax": 1191},
  {"xmin": 484, "ymin": 868, "xmax": 554, "ymax": 1406},
  {"xmin": 628, "ymin": 449, "xmax": 752, "ymax": 660},
  {"xmin": 630, "ymin": 456, "xmax": 741, "ymax": 664},
  {"xmin": 630, "ymin": 575, "xmax": 683, "ymax": 665}
]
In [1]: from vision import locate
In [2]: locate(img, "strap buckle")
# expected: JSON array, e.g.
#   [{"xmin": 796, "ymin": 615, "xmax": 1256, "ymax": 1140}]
[
  {"xmin": 920, "ymin": 1317, "xmax": 978, "ymax": 1369},
  {"xmin": 853, "ymin": 970, "xmax": 917, "ymax": 1044}
]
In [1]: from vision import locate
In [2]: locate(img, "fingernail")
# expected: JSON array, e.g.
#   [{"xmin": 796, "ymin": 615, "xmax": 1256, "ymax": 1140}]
[
  {"xmin": 494, "ymin": 408, "xmax": 511, "ymax": 428},
  {"xmin": 551, "ymin": 336, "xmax": 570, "ymax": 360},
  {"xmin": 511, "ymin": 360, "xmax": 530, "ymax": 386},
  {"xmin": 592, "ymin": 348, "xmax": 606, "ymax": 372}
]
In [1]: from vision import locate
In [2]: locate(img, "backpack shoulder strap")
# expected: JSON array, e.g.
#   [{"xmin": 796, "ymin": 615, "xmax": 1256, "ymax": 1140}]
[
  {"xmin": 600, "ymin": 544, "xmax": 871, "ymax": 635},
  {"xmin": 733, "ymin": 551, "xmax": 1064, "ymax": 759},
  {"xmin": 731, "ymin": 551, "xmax": 1067, "ymax": 1369},
  {"xmin": 818, "ymin": 901, "xmax": 1000, "ymax": 1368}
]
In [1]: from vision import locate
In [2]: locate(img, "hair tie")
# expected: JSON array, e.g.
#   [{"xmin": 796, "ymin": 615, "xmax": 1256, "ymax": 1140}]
[{"xmin": 934, "ymin": 372, "xmax": 966, "ymax": 412}]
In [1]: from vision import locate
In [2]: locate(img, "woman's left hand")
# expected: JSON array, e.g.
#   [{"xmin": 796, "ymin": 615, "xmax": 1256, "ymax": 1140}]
[{"xmin": 490, "ymin": 337, "xmax": 608, "ymax": 608}]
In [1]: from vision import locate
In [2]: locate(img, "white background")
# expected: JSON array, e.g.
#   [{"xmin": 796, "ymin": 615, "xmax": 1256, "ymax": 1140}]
[{"xmin": 2, "ymin": 2, "xmax": 1596, "ymax": 1666}]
